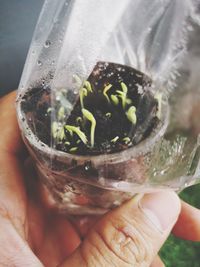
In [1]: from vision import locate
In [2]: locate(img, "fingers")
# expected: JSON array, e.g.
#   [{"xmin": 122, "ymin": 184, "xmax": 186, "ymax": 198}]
[
  {"xmin": 0, "ymin": 91, "xmax": 25, "ymax": 156},
  {"xmin": 0, "ymin": 213, "xmax": 44, "ymax": 267},
  {"xmin": 0, "ymin": 92, "xmax": 28, "ymax": 238},
  {"xmin": 60, "ymin": 191, "xmax": 181, "ymax": 267},
  {"xmin": 172, "ymin": 200, "xmax": 200, "ymax": 241}
]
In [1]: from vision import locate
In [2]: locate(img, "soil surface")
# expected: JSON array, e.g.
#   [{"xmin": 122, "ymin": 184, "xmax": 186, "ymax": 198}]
[{"xmin": 21, "ymin": 62, "xmax": 159, "ymax": 156}]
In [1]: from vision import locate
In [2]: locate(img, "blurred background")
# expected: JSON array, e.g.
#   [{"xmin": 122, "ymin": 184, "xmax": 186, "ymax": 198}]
[
  {"xmin": 0, "ymin": 0, "xmax": 44, "ymax": 96},
  {"xmin": 0, "ymin": 1, "xmax": 200, "ymax": 266}
]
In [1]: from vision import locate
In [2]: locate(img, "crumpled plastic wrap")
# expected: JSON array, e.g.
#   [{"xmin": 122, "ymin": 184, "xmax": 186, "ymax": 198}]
[{"xmin": 17, "ymin": 0, "xmax": 200, "ymax": 214}]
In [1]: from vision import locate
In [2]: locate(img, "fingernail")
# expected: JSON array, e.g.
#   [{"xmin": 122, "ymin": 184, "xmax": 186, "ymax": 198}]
[{"xmin": 139, "ymin": 191, "xmax": 181, "ymax": 232}]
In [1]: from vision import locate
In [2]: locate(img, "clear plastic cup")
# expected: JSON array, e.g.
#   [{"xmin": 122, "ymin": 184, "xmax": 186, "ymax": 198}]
[{"xmin": 16, "ymin": 0, "xmax": 200, "ymax": 215}]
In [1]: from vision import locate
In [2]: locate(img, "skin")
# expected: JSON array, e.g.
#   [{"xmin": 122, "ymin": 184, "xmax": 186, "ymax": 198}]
[{"xmin": 0, "ymin": 91, "xmax": 200, "ymax": 266}]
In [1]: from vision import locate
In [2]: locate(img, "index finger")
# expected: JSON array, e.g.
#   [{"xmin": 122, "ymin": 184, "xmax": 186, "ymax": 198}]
[
  {"xmin": 172, "ymin": 200, "xmax": 200, "ymax": 241},
  {"xmin": 0, "ymin": 91, "xmax": 25, "ymax": 156}
]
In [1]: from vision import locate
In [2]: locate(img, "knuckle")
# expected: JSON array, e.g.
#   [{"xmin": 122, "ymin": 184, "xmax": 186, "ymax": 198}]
[
  {"xmin": 80, "ymin": 229, "xmax": 119, "ymax": 267},
  {"xmin": 97, "ymin": 216, "xmax": 154, "ymax": 266}
]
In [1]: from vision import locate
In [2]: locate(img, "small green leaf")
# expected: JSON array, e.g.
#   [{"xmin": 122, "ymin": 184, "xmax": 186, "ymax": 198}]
[
  {"xmin": 58, "ymin": 127, "xmax": 66, "ymax": 140},
  {"xmin": 121, "ymin": 82, "xmax": 128, "ymax": 94},
  {"xmin": 103, "ymin": 83, "xmax": 112, "ymax": 102},
  {"xmin": 111, "ymin": 136, "xmax": 119, "ymax": 143},
  {"xmin": 80, "ymin": 87, "xmax": 88, "ymax": 109},
  {"xmin": 47, "ymin": 107, "xmax": 52, "ymax": 113},
  {"xmin": 69, "ymin": 147, "xmax": 78, "ymax": 153},
  {"xmin": 111, "ymin": 94, "xmax": 119, "ymax": 105},
  {"xmin": 105, "ymin": 112, "xmax": 112, "ymax": 118},
  {"xmin": 84, "ymin": 81, "xmax": 93, "ymax": 92},
  {"xmin": 123, "ymin": 137, "xmax": 131, "ymax": 144},
  {"xmin": 126, "ymin": 98, "xmax": 132, "ymax": 105},
  {"xmin": 76, "ymin": 116, "xmax": 83, "ymax": 125},
  {"xmin": 126, "ymin": 106, "xmax": 137, "ymax": 125},
  {"xmin": 65, "ymin": 141, "xmax": 70, "ymax": 146},
  {"xmin": 58, "ymin": 106, "xmax": 65, "ymax": 120},
  {"xmin": 52, "ymin": 122, "xmax": 59, "ymax": 139},
  {"xmin": 65, "ymin": 125, "xmax": 87, "ymax": 144},
  {"xmin": 82, "ymin": 108, "xmax": 96, "ymax": 147}
]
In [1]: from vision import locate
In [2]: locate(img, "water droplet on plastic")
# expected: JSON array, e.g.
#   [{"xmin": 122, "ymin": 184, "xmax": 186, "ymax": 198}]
[
  {"xmin": 51, "ymin": 60, "xmax": 55, "ymax": 65},
  {"xmin": 44, "ymin": 40, "xmax": 51, "ymax": 48},
  {"xmin": 85, "ymin": 165, "xmax": 90, "ymax": 171}
]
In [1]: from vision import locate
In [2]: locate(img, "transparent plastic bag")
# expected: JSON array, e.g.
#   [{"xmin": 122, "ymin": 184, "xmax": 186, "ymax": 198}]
[{"xmin": 17, "ymin": 0, "xmax": 200, "ymax": 214}]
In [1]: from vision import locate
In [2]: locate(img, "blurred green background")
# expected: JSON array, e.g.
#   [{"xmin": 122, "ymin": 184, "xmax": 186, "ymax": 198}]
[{"xmin": 160, "ymin": 184, "xmax": 200, "ymax": 267}]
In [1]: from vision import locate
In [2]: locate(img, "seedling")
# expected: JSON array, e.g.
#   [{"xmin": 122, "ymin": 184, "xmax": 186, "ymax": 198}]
[
  {"xmin": 76, "ymin": 116, "xmax": 83, "ymax": 125},
  {"xmin": 69, "ymin": 147, "xmax": 78, "ymax": 153},
  {"xmin": 111, "ymin": 94, "xmax": 119, "ymax": 105},
  {"xmin": 123, "ymin": 137, "xmax": 131, "ymax": 144},
  {"xmin": 80, "ymin": 87, "xmax": 88, "ymax": 109},
  {"xmin": 103, "ymin": 83, "xmax": 112, "ymax": 102},
  {"xmin": 52, "ymin": 122, "xmax": 59, "ymax": 139},
  {"xmin": 111, "ymin": 136, "xmax": 119, "ymax": 143},
  {"xmin": 82, "ymin": 108, "xmax": 96, "ymax": 147},
  {"xmin": 59, "ymin": 127, "xmax": 66, "ymax": 141},
  {"xmin": 84, "ymin": 81, "xmax": 93, "ymax": 93},
  {"xmin": 126, "ymin": 106, "xmax": 137, "ymax": 125},
  {"xmin": 65, "ymin": 125, "xmax": 87, "ymax": 144},
  {"xmin": 105, "ymin": 112, "xmax": 111, "ymax": 118},
  {"xmin": 115, "ymin": 82, "xmax": 129, "ymax": 109},
  {"xmin": 40, "ymin": 62, "xmax": 160, "ymax": 155},
  {"xmin": 58, "ymin": 106, "xmax": 65, "ymax": 120},
  {"xmin": 65, "ymin": 141, "xmax": 71, "ymax": 146}
]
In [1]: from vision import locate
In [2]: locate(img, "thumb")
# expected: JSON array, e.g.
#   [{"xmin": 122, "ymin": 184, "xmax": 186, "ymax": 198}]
[{"xmin": 60, "ymin": 191, "xmax": 181, "ymax": 267}]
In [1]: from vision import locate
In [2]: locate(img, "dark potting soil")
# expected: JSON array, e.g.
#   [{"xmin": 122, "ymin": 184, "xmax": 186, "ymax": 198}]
[{"xmin": 20, "ymin": 62, "xmax": 159, "ymax": 156}]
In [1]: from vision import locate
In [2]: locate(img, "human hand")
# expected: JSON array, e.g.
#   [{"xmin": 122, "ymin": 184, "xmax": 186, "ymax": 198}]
[{"xmin": 0, "ymin": 92, "xmax": 199, "ymax": 267}]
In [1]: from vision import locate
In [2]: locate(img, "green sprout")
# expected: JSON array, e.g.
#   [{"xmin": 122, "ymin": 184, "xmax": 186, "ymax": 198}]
[
  {"xmin": 73, "ymin": 74, "xmax": 82, "ymax": 86},
  {"xmin": 126, "ymin": 106, "xmax": 137, "ymax": 125},
  {"xmin": 69, "ymin": 147, "xmax": 78, "ymax": 153},
  {"xmin": 121, "ymin": 82, "xmax": 128, "ymax": 94},
  {"xmin": 82, "ymin": 108, "xmax": 96, "ymax": 147},
  {"xmin": 65, "ymin": 141, "xmax": 70, "ymax": 146},
  {"xmin": 59, "ymin": 127, "xmax": 66, "ymax": 140},
  {"xmin": 80, "ymin": 87, "xmax": 88, "ymax": 109},
  {"xmin": 123, "ymin": 137, "xmax": 131, "ymax": 144},
  {"xmin": 103, "ymin": 83, "xmax": 112, "ymax": 102},
  {"xmin": 65, "ymin": 125, "xmax": 87, "ymax": 144},
  {"xmin": 52, "ymin": 122, "xmax": 59, "ymax": 139},
  {"xmin": 126, "ymin": 98, "xmax": 132, "ymax": 105},
  {"xmin": 116, "ymin": 82, "xmax": 130, "ymax": 109},
  {"xmin": 111, "ymin": 94, "xmax": 119, "ymax": 105},
  {"xmin": 105, "ymin": 112, "xmax": 111, "ymax": 118},
  {"xmin": 58, "ymin": 106, "xmax": 65, "ymax": 120},
  {"xmin": 154, "ymin": 92, "xmax": 162, "ymax": 119},
  {"xmin": 52, "ymin": 122, "xmax": 66, "ymax": 140},
  {"xmin": 84, "ymin": 81, "xmax": 93, "ymax": 93},
  {"xmin": 76, "ymin": 116, "xmax": 83, "ymax": 125},
  {"xmin": 47, "ymin": 107, "xmax": 52, "ymax": 113},
  {"xmin": 111, "ymin": 136, "xmax": 119, "ymax": 143}
]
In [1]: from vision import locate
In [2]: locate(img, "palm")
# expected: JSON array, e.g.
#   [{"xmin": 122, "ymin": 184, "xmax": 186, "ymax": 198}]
[
  {"xmin": 24, "ymin": 168, "xmax": 82, "ymax": 266},
  {"xmin": 0, "ymin": 92, "xmax": 84, "ymax": 266}
]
